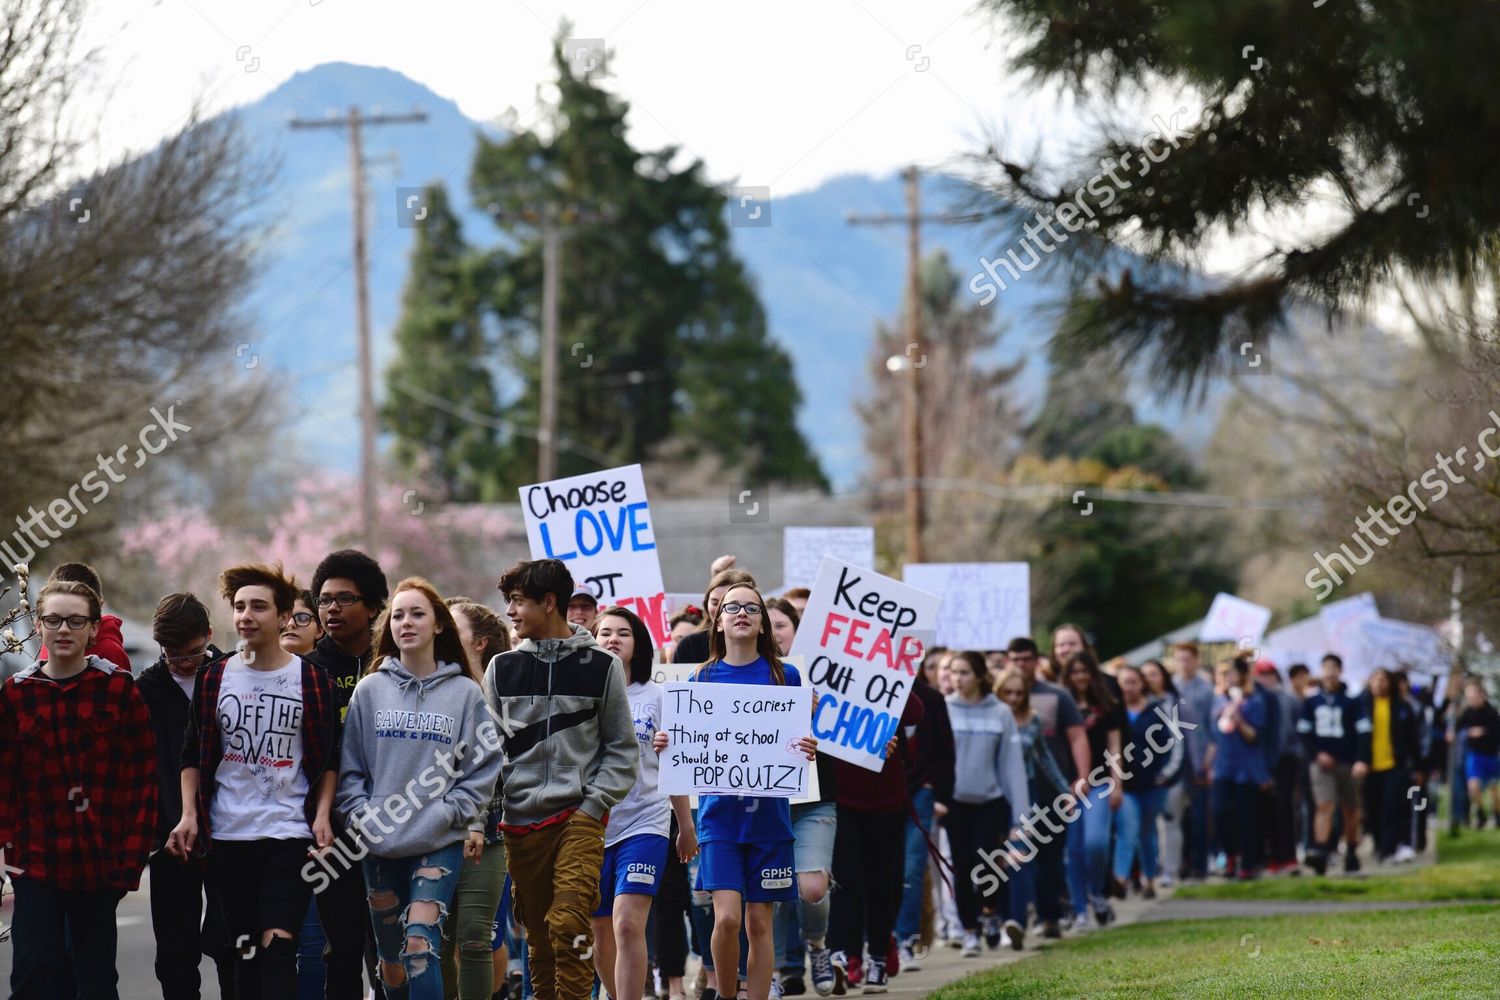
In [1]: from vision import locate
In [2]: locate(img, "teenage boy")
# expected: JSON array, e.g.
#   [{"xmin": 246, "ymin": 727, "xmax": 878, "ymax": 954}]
[
  {"xmin": 168, "ymin": 563, "xmax": 339, "ymax": 999},
  {"xmin": 307, "ymin": 548, "xmax": 391, "ymax": 999},
  {"xmin": 137, "ymin": 593, "xmax": 236, "ymax": 1000},
  {"xmin": 1005, "ymin": 637, "xmax": 1087, "ymax": 934},
  {"xmin": 1167, "ymin": 642, "xmax": 1215, "ymax": 881},
  {"xmin": 1, "ymin": 579, "xmax": 157, "ymax": 997},
  {"xmin": 484, "ymin": 558, "xmax": 638, "ymax": 1000},
  {"xmin": 39, "ymin": 561, "xmax": 132, "ymax": 671},
  {"xmin": 1296, "ymin": 654, "xmax": 1365, "ymax": 874}
]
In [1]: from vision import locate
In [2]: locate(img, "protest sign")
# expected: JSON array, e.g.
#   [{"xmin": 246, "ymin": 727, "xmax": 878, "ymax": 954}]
[
  {"xmin": 658, "ymin": 681, "xmax": 811, "ymax": 797},
  {"xmin": 1355, "ymin": 617, "xmax": 1451, "ymax": 679},
  {"xmin": 520, "ymin": 463, "xmax": 668, "ymax": 643},
  {"xmin": 1318, "ymin": 592, "xmax": 1380, "ymax": 677},
  {"xmin": 792, "ymin": 557, "xmax": 941, "ymax": 771},
  {"xmin": 783, "ymin": 527, "xmax": 875, "ymax": 591},
  {"xmin": 1199, "ymin": 593, "xmax": 1273, "ymax": 644},
  {"xmin": 901, "ymin": 563, "xmax": 1029, "ymax": 650}
]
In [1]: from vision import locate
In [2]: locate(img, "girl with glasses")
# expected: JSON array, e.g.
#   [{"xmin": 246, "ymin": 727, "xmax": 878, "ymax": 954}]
[{"xmin": 280, "ymin": 589, "xmax": 324, "ymax": 657}]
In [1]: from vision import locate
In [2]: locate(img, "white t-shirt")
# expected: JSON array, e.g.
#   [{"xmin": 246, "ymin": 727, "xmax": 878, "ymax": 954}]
[
  {"xmin": 171, "ymin": 671, "xmax": 196, "ymax": 701},
  {"xmin": 210, "ymin": 655, "xmax": 313, "ymax": 840},
  {"xmin": 604, "ymin": 681, "xmax": 671, "ymax": 847}
]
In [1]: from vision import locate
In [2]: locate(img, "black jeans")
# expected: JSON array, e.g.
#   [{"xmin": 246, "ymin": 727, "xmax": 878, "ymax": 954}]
[
  {"xmin": 148, "ymin": 850, "xmax": 237, "ymax": 1000},
  {"xmin": 313, "ymin": 851, "xmax": 380, "ymax": 999},
  {"xmin": 1364, "ymin": 769, "xmax": 1409, "ymax": 859},
  {"xmin": 655, "ymin": 813, "xmax": 692, "ymax": 979},
  {"xmin": 943, "ymin": 799, "xmax": 1010, "ymax": 931},
  {"xmin": 209, "ymin": 838, "xmax": 314, "ymax": 999},
  {"xmin": 829, "ymin": 807, "xmax": 905, "ymax": 960},
  {"xmin": 1212, "ymin": 779, "xmax": 1260, "ymax": 872},
  {"xmin": 1031, "ymin": 816, "xmax": 1067, "ymax": 923},
  {"xmin": 10, "ymin": 879, "xmax": 121, "ymax": 1000}
]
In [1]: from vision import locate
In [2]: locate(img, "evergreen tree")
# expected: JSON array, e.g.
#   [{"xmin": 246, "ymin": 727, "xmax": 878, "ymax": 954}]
[
  {"xmin": 381, "ymin": 183, "xmax": 505, "ymax": 501},
  {"xmin": 971, "ymin": 1, "xmax": 1500, "ymax": 393},
  {"xmin": 470, "ymin": 34, "xmax": 826, "ymax": 491}
]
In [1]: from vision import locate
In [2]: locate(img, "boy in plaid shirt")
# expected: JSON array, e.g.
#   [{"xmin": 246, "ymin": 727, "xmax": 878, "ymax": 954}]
[{"xmin": 0, "ymin": 578, "xmax": 158, "ymax": 998}]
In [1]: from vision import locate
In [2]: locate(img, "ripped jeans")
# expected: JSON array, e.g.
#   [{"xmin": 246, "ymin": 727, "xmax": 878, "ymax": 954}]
[{"xmin": 363, "ymin": 843, "xmax": 466, "ymax": 1000}]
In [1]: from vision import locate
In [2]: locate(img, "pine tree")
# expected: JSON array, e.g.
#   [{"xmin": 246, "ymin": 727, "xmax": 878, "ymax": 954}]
[
  {"xmin": 970, "ymin": 1, "xmax": 1500, "ymax": 393},
  {"xmin": 470, "ymin": 34, "xmax": 827, "ymax": 491},
  {"xmin": 381, "ymin": 183, "xmax": 505, "ymax": 501}
]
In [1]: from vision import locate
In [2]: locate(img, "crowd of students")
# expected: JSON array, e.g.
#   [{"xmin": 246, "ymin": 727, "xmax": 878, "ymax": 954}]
[{"xmin": 1, "ymin": 554, "xmax": 1497, "ymax": 1000}]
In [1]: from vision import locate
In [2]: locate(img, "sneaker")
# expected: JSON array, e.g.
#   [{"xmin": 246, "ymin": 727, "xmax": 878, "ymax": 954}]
[
  {"xmin": 1236, "ymin": 868, "xmax": 1259, "ymax": 882},
  {"xmin": 1157, "ymin": 873, "xmax": 1175, "ymax": 889},
  {"xmin": 770, "ymin": 977, "xmax": 785, "ymax": 1000},
  {"xmin": 885, "ymin": 935, "xmax": 899, "ymax": 977},
  {"xmin": 945, "ymin": 934, "xmax": 964, "ymax": 949},
  {"xmin": 898, "ymin": 940, "xmax": 920, "ymax": 973},
  {"xmin": 1307, "ymin": 849, "xmax": 1328, "ymax": 876},
  {"xmin": 862, "ymin": 960, "xmax": 888, "ymax": 995},
  {"xmin": 961, "ymin": 932, "xmax": 981, "ymax": 957},
  {"xmin": 981, "ymin": 914, "xmax": 1002, "ymax": 950},
  {"xmin": 1344, "ymin": 850, "xmax": 1361, "ymax": 874},
  {"xmin": 1090, "ymin": 898, "xmax": 1116, "ymax": 926},
  {"xmin": 1002, "ymin": 919, "xmax": 1024, "ymax": 951},
  {"xmin": 1142, "ymin": 885, "xmax": 1157, "ymax": 900},
  {"xmin": 1042, "ymin": 921, "xmax": 1062, "ymax": 939},
  {"xmin": 701, "ymin": 990, "xmax": 719, "ymax": 1000},
  {"xmin": 1071, "ymin": 912, "xmax": 1093, "ymax": 934},
  {"xmin": 828, "ymin": 951, "xmax": 848, "ymax": 997},
  {"xmin": 782, "ymin": 975, "xmax": 806, "ymax": 997},
  {"xmin": 808, "ymin": 946, "xmax": 835, "ymax": 997},
  {"xmin": 847, "ymin": 955, "xmax": 862, "ymax": 988}
]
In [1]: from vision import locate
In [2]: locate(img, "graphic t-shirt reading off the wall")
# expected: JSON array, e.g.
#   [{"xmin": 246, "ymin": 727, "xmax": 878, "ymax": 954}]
[{"xmin": 211, "ymin": 656, "xmax": 312, "ymax": 840}]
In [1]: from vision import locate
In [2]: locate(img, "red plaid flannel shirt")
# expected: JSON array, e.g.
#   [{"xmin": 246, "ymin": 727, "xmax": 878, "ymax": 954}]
[
  {"xmin": 180, "ymin": 653, "xmax": 340, "ymax": 854},
  {"xmin": 0, "ymin": 656, "xmax": 158, "ymax": 891}
]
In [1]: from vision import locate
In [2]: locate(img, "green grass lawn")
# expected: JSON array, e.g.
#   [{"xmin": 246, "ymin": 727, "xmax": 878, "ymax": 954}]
[
  {"xmin": 1172, "ymin": 827, "xmax": 1500, "ymax": 903},
  {"xmin": 929, "ymin": 904, "xmax": 1500, "ymax": 1000}
]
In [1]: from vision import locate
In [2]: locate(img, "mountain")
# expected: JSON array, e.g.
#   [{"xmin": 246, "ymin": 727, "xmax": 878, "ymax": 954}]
[{"xmin": 225, "ymin": 62, "xmax": 1222, "ymax": 488}]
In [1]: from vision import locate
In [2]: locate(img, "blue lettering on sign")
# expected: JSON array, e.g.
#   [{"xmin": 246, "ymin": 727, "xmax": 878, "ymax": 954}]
[
  {"xmin": 812, "ymin": 692, "xmax": 898, "ymax": 755},
  {"xmin": 538, "ymin": 502, "xmax": 658, "ymax": 559}
]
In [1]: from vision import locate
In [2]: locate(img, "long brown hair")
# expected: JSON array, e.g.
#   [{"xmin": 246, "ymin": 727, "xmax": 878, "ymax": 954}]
[
  {"xmin": 949, "ymin": 650, "xmax": 991, "ymax": 696},
  {"xmin": 1062, "ymin": 650, "xmax": 1118, "ymax": 711},
  {"xmin": 447, "ymin": 597, "xmax": 512, "ymax": 684},
  {"xmin": 698, "ymin": 582, "xmax": 786, "ymax": 685},
  {"xmin": 372, "ymin": 577, "xmax": 472, "ymax": 681}
]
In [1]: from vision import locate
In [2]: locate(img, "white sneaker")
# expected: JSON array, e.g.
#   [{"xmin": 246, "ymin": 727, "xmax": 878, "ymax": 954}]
[
  {"xmin": 1071, "ymin": 913, "xmax": 1093, "ymax": 934},
  {"xmin": 1157, "ymin": 873, "xmax": 1175, "ymax": 889},
  {"xmin": 898, "ymin": 940, "xmax": 921, "ymax": 973},
  {"xmin": 961, "ymin": 932, "xmax": 981, "ymax": 957},
  {"xmin": 1394, "ymin": 844, "xmax": 1417, "ymax": 864}
]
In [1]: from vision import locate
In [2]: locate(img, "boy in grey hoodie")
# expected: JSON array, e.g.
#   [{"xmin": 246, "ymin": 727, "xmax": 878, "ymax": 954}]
[{"xmin": 483, "ymin": 559, "xmax": 637, "ymax": 1000}]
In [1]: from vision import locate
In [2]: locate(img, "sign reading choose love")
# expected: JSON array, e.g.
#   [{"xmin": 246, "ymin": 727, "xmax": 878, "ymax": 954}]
[
  {"xmin": 788, "ymin": 556, "xmax": 941, "ymax": 772},
  {"xmin": 520, "ymin": 463, "xmax": 668, "ymax": 644}
]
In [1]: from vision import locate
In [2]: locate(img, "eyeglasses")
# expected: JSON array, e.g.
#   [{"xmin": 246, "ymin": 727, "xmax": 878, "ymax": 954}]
[
  {"xmin": 287, "ymin": 612, "xmax": 317, "ymax": 628},
  {"xmin": 40, "ymin": 614, "xmax": 98, "ymax": 631},
  {"xmin": 160, "ymin": 644, "xmax": 210, "ymax": 667},
  {"xmin": 720, "ymin": 602, "xmax": 763, "ymax": 616},
  {"xmin": 316, "ymin": 593, "xmax": 363, "ymax": 609}
]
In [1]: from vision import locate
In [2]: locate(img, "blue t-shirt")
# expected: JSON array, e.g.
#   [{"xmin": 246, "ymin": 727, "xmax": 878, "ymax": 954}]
[
  {"xmin": 1211, "ymin": 691, "xmax": 1269, "ymax": 784},
  {"xmin": 692, "ymin": 656, "xmax": 802, "ymax": 846}
]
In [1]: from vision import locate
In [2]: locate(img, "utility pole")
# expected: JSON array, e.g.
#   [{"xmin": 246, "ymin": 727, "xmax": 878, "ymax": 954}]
[
  {"xmin": 846, "ymin": 166, "xmax": 980, "ymax": 566},
  {"xmin": 290, "ymin": 107, "xmax": 427, "ymax": 545}
]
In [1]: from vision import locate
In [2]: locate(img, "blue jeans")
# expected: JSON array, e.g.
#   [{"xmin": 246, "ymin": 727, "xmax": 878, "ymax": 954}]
[
  {"xmin": 895, "ymin": 787, "xmax": 935, "ymax": 941},
  {"xmin": 1185, "ymin": 778, "xmax": 1210, "ymax": 876},
  {"xmin": 1113, "ymin": 787, "xmax": 1168, "ymax": 881},
  {"xmin": 1066, "ymin": 783, "xmax": 1112, "ymax": 915},
  {"xmin": 297, "ymin": 899, "xmax": 326, "ymax": 1000},
  {"xmin": 363, "ymin": 843, "xmax": 465, "ymax": 1000}
]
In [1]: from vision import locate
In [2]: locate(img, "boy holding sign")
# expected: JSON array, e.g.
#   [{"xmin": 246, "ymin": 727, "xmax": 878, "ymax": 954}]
[{"xmin": 652, "ymin": 583, "xmax": 817, "ymax": 1000}]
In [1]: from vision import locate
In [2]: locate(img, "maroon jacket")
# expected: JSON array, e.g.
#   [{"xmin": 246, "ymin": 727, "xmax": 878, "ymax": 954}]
[{"xmin": 834, "ymin": 693, "xmax": 925, "ymax": 815}]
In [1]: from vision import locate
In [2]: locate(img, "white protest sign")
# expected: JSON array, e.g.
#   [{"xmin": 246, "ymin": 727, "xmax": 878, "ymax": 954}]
[
  {"xmin": 520, "ymin": 463, "xmax": 669, "ymax": 644},
  {"xmin": 1198, "ymin": 593, "xmax": 1273, "ymax": 644},
  {"xmin": 792, "ymin": 557, "xmax": 941, "ymax": 772},
  {"xmin": 658, "ymin": 681, "xmax": 811, "ymax": 797},
  {"xmin": 1318, "ymin": 592, "xmax": 1380, "ymax": 677},
  {"xmin": 1356, "ymin": 618, "xmax": 1451, "ymax": 677},
  {"xmin": 783, "ymin": 527, "xmax": 875, "ymax": 591},
  {"xmin": 901, "ymin": 563, "xmax": 1029, "ymax": 650}
]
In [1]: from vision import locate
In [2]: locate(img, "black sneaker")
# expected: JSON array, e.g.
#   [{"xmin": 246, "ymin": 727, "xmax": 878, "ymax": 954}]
[
  {"xmin": 1344, "ymin": 850, "xmax": 1361, "ymax": 874},
  {"xmin": 1002, "ymin": 919, "xmax": 1025, "ymax": 950},
  {"xmin": 782, "ymin": 975, "xmax": 806, "ymax": 997},
  {"xmin": 1307, "ymin": 849, "xmax": 1328, "ymax": 876},
  {"xmin": 981, "ymin": 913, "xmax": 1002, "ymax": 949},
  {"xmin": 1042, "ymin": 921, "xmax": 1062, "ymax": 939},
  {"xmin": 701, "ymin": 989, "xmax": 719, "ymax": 1000}
]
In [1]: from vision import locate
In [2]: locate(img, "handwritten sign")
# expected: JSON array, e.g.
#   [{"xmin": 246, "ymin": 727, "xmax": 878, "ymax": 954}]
[
  {"xmin": 1318, "ymin": 592, "xmax": 1379, "ymax": 676},
  {"xmin": 792, "ymin": 557, "xmax": 940, "ymax": 772},
  {"xmin": 1198, "ymin": 593, "xmax": 1272, "ymax": 644},
  {"xmin": 520, "ymin": 463, "xmax": 669, "ymax": 644},
  {"xmin": 1355, "ymin": 618, "xmax": 1451, "ymax": 679},
  {"xmin": 902, "ymin": 563, "xmax": 1029, "ymax": 650},
  {"xmin": 783, "ymin": 527, "xmax": 875, "ymax": 591},
  {"xmin": 658, "ymin": 681, "xmax": 811, "ymax": 797}
]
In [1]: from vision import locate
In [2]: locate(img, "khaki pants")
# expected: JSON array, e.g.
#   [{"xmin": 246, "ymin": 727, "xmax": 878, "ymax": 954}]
[{"xmin": 504, "ymin": 812, "xmax": 606, "ymax": 1000}]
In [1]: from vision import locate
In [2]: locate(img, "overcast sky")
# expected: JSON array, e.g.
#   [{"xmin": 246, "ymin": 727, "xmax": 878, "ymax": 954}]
[{"xmin": 80, "ymin": 0, "xmax": 1099, "ymax": 197}]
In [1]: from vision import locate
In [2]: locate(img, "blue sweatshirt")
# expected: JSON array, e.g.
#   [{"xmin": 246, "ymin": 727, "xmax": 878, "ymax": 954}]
[{"xmin": 1296, "ymin": 687, "xmax": 1362, "ymax": 764}]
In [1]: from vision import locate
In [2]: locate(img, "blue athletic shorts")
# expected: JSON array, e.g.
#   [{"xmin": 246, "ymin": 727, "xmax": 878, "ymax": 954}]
[
  {"xmin": 694, "ymin": 839, "xmax": 796, "ymax": 902},
  {"xmin": 593, "ymin": 833, "xmax": 671, "ymax": 917},
  {"xmin": 1466, "ymin": 751, "xmax": 1500, "ymax": 785}
]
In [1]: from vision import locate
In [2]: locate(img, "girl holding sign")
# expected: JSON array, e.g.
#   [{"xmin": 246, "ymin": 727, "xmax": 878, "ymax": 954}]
[
  {"xmin": 589, "ymin": 606, "xmax": 697, "ymax": 1000},
  {"xmin": 653, "ymin": 584, "xmax": 817, "ymax": 1000}
]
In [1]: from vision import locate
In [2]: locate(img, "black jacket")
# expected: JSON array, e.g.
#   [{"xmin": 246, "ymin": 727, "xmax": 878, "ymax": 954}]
[
  {"xmin": 671, "ymin": 629, "xmax": 711, "ymax": 666},
  {"xmin": 905, "ymin": 679, "xmax": 955, "ymax": 806},
  {"xmin": 135, "ymin": 645, "xmax": 229, "ymax": 848},
  {"xmin": 306, "ymin": 633, "xmax": 376, "ymax": 721},
  {"xmin": 1355, "ymin": 693, "xmax": 1420, "ymax": 772}
]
